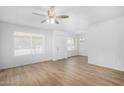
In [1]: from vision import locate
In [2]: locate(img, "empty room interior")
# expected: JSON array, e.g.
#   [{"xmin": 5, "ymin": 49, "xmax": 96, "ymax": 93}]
[{"xmin": 0, "ymin": 6, "xmax": 124, "ymax": 86}]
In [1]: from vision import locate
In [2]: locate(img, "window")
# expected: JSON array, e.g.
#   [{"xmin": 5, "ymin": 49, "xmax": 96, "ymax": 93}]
[
  {"xmin": 14, "ymin": 32, "xmax": 45, "ymax": 56},
  {"xmin": 67, "ymin": 38, "xmax": 76, "ymax": 51}
]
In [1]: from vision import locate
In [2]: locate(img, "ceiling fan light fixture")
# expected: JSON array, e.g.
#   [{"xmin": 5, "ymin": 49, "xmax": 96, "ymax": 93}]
[
  {"xmin": 47, "ymin": 18, "xmax": 55, "ymax": 24},
  {"xmin": 46, "ymin": 19, "xmax": 50, "ymax": 23},
  {"xmin": 50, "ymin": 18, "xmax": 55, "ymax": 24}
]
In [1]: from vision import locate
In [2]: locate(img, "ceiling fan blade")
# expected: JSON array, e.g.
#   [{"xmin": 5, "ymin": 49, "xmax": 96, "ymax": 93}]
[
  {"xmin": 48, "ymin": 10, "xmax": 50, "ymax": 17},
  {"xmin": 41, "ymin": 19, "xmax": 47, "ymax": 23},
  {"xmin": 57, "ymin": 15, "xmax": 69, "ymax": 19},
  {"xmin": 55, "ymin": 20, "xmax": 59, "ymax": 24},
  {"xmin": 32, "ymin": 12, "xmax": 45, "ymax": 16}
]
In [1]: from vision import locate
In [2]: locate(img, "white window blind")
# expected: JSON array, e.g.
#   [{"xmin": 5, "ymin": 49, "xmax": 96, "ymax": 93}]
[{"xmin": 14, "ymin": 32, "xmax": 45, "ymax": 56}]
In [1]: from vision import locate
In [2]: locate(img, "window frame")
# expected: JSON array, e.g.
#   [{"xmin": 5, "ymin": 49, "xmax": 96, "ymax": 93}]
[{"xmin": 67, "ymin": 37, "xmax": 76, "ymax": 51}]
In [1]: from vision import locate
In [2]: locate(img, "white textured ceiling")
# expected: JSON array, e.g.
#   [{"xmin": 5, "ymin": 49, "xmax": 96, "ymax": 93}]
[{"xmin": 0, "ymin": 6, "xmax": 124, "ymax": 33}]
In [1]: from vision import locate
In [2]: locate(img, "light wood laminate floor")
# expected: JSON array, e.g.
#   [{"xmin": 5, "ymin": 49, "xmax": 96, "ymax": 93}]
[{"xmin": 0, "ymin": 56, "xmax": 124, "ymax": 86}]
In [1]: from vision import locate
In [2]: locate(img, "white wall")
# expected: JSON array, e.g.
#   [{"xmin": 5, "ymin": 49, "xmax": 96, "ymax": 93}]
[
  {"xmin": 88, "ymin": 16, "xmax": 124, "ymax": 71},
  {"xmin": 52, "ymin": 31, "xmax": 68, "ymax": 60},
  {"xmin": 68, "ymin": 49, "xmax": 78, "ymax": 57},
  {"xmin": 0, "ymin": 22, "xmax": 53, "ymax": 69},
  {"xmin": 78, "ymin": 33, "xmax": 88, "ymax": 56},
  {"xmin": 0, "ymin": 29, "xmax": 2, "ymax": 62}
]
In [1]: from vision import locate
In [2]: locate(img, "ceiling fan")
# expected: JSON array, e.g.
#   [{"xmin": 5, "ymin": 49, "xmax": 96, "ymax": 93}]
[{"xmin": 32, "ymin": 6, "xmax": 69, "ymax": 24}]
